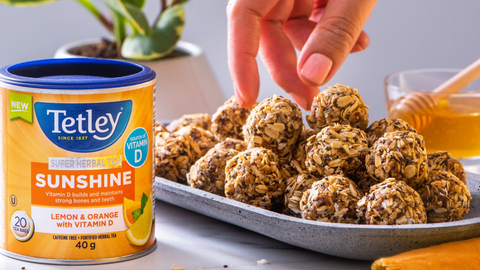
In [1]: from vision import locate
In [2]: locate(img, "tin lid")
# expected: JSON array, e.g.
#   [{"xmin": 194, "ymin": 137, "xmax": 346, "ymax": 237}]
[{"xmin": 0, "ymin": 58, "xmax": 156, "ymax": 89}]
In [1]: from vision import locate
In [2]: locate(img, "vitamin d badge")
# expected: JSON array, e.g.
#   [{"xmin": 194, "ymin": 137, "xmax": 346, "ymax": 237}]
[{"xmin": 0, "ymin": 58, "xmax": 156, "ymax": 264}]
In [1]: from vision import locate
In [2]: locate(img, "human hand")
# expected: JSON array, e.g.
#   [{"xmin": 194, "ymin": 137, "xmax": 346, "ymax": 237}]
[{"xmin": 227, "ymin": 0, "xmax": 377, "ymax": 110}]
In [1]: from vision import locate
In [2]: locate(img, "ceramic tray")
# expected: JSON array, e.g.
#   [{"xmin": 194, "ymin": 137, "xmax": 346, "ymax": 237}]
[{"xmin": 154, "ymin": 172, "xmax": 480, "ymax": 261}]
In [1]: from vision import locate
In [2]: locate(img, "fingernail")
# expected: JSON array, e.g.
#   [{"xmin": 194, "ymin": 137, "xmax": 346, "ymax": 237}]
[
  {"xmin": 300, "ymin": 53, "xmax": 332, "ymax": 86},
  {"xmin": 233, "ymin": 83, "xmax": 246, "ymax": 106}
]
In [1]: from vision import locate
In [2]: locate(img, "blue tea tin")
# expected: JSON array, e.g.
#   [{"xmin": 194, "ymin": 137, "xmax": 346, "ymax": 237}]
[{"xmin": 0, "ymin": 58, "xmax": 157, "ymax": 264}]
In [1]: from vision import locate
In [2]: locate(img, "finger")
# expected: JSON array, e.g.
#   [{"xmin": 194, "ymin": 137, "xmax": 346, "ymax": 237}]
[
  {"xmin": 310, "ymin": 0, "xmax": 370, "ymax": 53},
  {"xmin": 258, "ymin": 0, "xmax": 319, "ymax": 110},
  {"xmin": 226, "ymin": 0, "xmax": 279, "ymax": 107},
  {"xmin": 350, "ymin": 30, "xmax": 369, "ymax": 53},
  {"xmin": 285, "ymin": 14, "xmax": 370, "ymax": 54},
  {"xmin": 282, "ymin": 0, "xmax": 314, "ymax": 50},
  {"xmin": 310, "ymin": 0, "xmax": 328, "ymax": 22},
  {"xmin": 285, "ymin": 0, "xmax": 367, "ymax": 53},
  {"xmin": 297, "ymin": 0, "xmax": 377, "ymax": 87}
]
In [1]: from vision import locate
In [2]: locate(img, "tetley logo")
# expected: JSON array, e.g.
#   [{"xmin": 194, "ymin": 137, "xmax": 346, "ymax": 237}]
[{"xmin": 35, "ymin": 101, "xmax": 132, "ymax": 152}]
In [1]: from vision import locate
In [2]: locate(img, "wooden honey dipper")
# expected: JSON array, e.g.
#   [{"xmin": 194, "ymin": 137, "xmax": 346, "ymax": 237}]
[{"xmin": 390, "ymin": 57, "xmax": 480, "ymax": 131}]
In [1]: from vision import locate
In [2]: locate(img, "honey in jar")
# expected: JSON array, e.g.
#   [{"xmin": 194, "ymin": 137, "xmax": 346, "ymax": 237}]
[{"xmin": 389, "ymin": 96, "xmax": 480, "ymax": 159}]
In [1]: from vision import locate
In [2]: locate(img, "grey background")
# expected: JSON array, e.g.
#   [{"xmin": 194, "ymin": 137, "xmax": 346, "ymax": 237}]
[{"xmin": 1, "ymin": 1, "xmax": 479, "ymax": 122}]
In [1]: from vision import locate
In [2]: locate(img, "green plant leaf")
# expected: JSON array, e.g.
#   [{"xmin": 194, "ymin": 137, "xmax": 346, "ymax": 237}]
[
  {"xmin": 112, "ymin": 10, "xmax": 126, "ymax": 50},
  {"xmin": 123, "ymin": 0, "xmax": 145, "ymax": 9},
  {"xmin": 121, "ymin": 4, "xmax": 185, "ymax": 60},
  {"xmin": 0, "ymin": 0, "xmax": 56, "ymax": 6},
  {"xmin": 103, "ymin": 0, "xmax": 150, "ymax": 35}
]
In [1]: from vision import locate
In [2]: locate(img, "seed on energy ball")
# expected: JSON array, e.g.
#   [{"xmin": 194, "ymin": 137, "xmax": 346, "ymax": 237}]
[
  {"xmin": 225, "ymin": 147, "xmax": 285, "ymax": 209},
  {"xmin": 305, "ymin": 124, "xmax": 369, "ymax": 179},
  {"xmin": 155, "ymin": 132, "xmax": 199, "ymax": 183},
  {"xmin": 211, "ymin": 96, "xmax": 257, "ymax": 141},
  {"xmin": 365, "ymin": 131, "xmax": 428, "ymax": 190},
  {"xmin": 155, "ymin": 122, "xmax": 169, "ymax": 135},
  {"xmin": 167, "ymin": 113, "xmax": 211, "ymax": 132},
  {"xmin": 187, "ymin": 138, "xmax": 246, "ymax": 196},
  {"xmin": 417, "ymin": 170, "xmax": 471, "ymax": 223},
  {"xmin": 427, "ymin": 151, "xmax": 467, "ymax": 184},
  {"xmin": 175, "ymin": 125, "xmax": 217, "ymax": 158},
  {"xmin": 300, "ymin": 175, "xmax": 364, "ymax": 223},
  {"xmin": 289, "ymin": 129, "xmax": 317, "ymax": 173},
  {"xmin": 283, "ymin": 173, "xmax": 319, "ymax": 217},
  {"xmin": 306, "ymin": 84, "xmax": 370, "ymax": 132},
  {"xmin": 243, "ymin": 95, "xmax": 303, "ymax": 157},
  {"xmin": 356, "ymin": 178, "xmax": 427, "ymax": 225},
  {"xmin": 365, "ymin": 118, "xmax": 417, "ymax": 147}
]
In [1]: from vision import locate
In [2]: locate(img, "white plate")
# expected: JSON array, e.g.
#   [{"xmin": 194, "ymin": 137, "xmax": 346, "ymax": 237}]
[{"xmin": 155, "ymin": 173, "xmax": 480, "ymax": 261}]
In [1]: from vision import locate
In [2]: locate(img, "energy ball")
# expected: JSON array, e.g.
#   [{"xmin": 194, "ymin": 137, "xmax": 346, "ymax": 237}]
[
  {"xmin": 155, "ymin": 132, "xmax": 199, "ymax": 183},
  {"xmin": 167, "ymin": 113, "xmax": 211, "ymax": 132},
  {"xmin": 290, "ymin": 129, "xmax": 317, "ymax": 173},
  {"xmin": 187, "ymin": 138, "xmax": 246, "ymax": 196},
  {"xmin": 243, "ymin": 95, "xmax": 303, "ymax": 157},
  {"xmin": 214, "ymin": 137, "xmax": 247, "ymax": 152},
  {"xmin": 278, "ymin": 154, "xmax": 299, "ymax": 180},
  {"xmin": 306, "ymin": 84, "xmax": 370, "ymax": 132},
  {"xmin": 225, "ymin": 147, "xmax": 285, "ymax": 209},
  {"xmin": 175, "ymin": 125, "xmax": 217, "ymax": 157},
  {"xmin": 352, "ymin": 166, "xmax": 382, "ymax": 195},
  {"xmin": 211, "ymin": 96, "xmax": 257, "ymax": 141},
  {"xmin": 283, "ymin": 173, "xmax": 318, "ymax": 217},
  {"xmin": 300, "ymin": 175, "xmax": 364, "ymax": 223},
  {"xmin": 356, "ymin": 178, "xmax": 427, "ymax": 225},
  {"xmin": 427, "ymin": 151, "xmax": 467, "ymax": 184},
  {"xmin": 417, "ymin": 170, "xmax": 471, "ymax": 223},
  {"xmin": 366, "ymin": 118, "xmax": 417, "ymax": 147},
  {"xmin": 365, "ymin": 131, "xmax": 428, "ymax": 190},
  {"xmin": 305, "ymin": 124, "xmax": 369, "ymax": 179}
]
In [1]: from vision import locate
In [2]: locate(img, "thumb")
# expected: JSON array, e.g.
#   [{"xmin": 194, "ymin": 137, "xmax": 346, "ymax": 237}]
[{"xmin": 298, "ymin": 0, "xmax": 377, "ymax": 87}]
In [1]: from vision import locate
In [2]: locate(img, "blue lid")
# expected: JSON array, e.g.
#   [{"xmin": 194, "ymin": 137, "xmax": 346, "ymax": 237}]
[{"xmin": 0, "ymin": 58, "xmax": 156, "ymax": 89}]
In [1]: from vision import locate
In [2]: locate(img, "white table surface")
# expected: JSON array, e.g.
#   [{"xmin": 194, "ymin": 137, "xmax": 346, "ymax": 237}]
[{"xmin": 0, "ymin": 200, "xmax": 373, "ymax": 270}]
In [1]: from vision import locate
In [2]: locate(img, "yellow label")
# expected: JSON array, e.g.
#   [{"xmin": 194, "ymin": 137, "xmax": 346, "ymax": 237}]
[{"xmin": 0, "ymin": 82, "xmax": 155, "ymax": 260}]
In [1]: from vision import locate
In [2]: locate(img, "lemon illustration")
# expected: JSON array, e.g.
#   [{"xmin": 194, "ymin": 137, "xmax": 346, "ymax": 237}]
[
  {"xmin": 125, "ymin": 194, "xmax": 153, "ymax": 246},
  {"xmin": 123, "ymin": 197, "xmax": 141, "ymax": 228}
]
